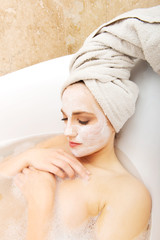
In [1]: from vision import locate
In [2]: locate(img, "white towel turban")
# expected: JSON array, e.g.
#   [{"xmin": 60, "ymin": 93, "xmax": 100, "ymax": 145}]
[{"xmin": 62, "ymin": 6, "xmax": 160, "ymax": 132}]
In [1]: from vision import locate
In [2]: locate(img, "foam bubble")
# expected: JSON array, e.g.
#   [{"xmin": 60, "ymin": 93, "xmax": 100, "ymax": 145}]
[
  {"xmin": 0, "ymin": 176, "xmax": 27, "ymax": 240},
  {"xmin": 0, "ymin": 136, "xmax": 151, "ymax": 240}
]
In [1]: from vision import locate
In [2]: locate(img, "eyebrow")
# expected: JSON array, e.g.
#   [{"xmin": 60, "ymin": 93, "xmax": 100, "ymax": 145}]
[{"xmin": 61, "ymin": 109, "xmax": 94, "ymax": 116}]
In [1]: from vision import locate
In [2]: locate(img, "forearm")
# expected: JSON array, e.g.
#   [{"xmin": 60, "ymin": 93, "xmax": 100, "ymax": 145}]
[
  {"xmin": 0, "ymin": 135, "xmax": 67, "ymax": 177},
  {"xmin": 26, "ymin": 205, "xmax": 53, "ymax": 240},
  {"xmin": 0, "ymin": 153, "xmax": 28, "ymax": 177}
]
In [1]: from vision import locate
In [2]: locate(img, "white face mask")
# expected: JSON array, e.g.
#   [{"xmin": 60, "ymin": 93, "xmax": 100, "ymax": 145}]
[{"xmin": 62, "ymin": 83, "xmax": 111, "ymax": 157}]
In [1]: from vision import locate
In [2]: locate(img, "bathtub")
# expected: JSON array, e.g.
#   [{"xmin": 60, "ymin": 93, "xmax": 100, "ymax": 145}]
[{"xmin": 0, "ymin": 55, "xmax": 160, "ymax": 239}]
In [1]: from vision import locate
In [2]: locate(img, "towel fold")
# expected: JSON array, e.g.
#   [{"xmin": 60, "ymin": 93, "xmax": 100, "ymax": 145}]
[{"xmin": 62, "ymin": 5, "xmax": 160, "ymax": 132}]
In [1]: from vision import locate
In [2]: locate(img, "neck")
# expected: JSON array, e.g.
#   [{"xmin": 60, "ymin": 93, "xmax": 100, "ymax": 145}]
[{"xmin": 79, "ymin": 134, "xmax": 121, "ymax": 171}]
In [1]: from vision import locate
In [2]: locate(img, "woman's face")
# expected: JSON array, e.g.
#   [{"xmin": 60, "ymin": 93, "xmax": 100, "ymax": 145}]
[{"xmin": 61, "ymin": 83, "xmax": 112, "ymax": 157}]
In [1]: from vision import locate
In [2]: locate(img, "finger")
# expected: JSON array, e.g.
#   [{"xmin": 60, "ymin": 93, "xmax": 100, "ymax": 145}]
[
  {"xmin": 16, "ymin": 172, "xmax": 24, "ymax": 180},
  {"xmin": 37, "ymin": 163, "xmax": 66, "ymax": 179},
  {"xmin": 50, "ymin": 158, "xmax": 75, "ymax": 178},
  {"xmin": 49, "ymin": 164, "xmax": 66, "ymax": 179},
  {"xmin": 56, "ymin": 149, "xmax": 90, "ymax": 174},
  {"xmin": 22, "ymin": 168, "xmax": 30, "ymax": 174},
  {"xmin": 52, "ymin": 150, "xmax": 91, "ymax": 179},
  {"xmin": 29, "ymin": 166, "xmax": 39, "ymax": 173},
  {"xmin": 29, "ymin": 166, "xmax": 36, "ymax": 171},
  {"xmin": 13, "ymin": 173, "xmax": 24, "ymax": 188}
]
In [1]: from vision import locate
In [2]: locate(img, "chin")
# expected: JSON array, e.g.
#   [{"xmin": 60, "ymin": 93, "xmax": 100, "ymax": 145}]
[{"xmin": 71, "ymin": 147, "xmax": 102, "ymax": 158}]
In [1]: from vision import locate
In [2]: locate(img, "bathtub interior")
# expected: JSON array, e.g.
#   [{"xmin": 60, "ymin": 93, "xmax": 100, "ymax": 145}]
[{"xmin": 0, "ymin": 55, "xmax": 160, "ymax": 240}]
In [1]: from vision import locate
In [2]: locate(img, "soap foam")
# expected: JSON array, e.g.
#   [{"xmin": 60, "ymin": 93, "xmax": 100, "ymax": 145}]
[
  {"xmin": 0, "ymin": 176, "xmax": 27, "ymax": 240},
  {"xmin": 0, "ymin": 137, "xmax": 97, "ymax": 240},
  {"xmin": 0, "ymin": 136, "xmax": 151, "ymax": 240}
]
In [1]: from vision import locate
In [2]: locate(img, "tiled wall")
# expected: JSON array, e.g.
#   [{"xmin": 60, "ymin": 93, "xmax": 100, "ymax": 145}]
[{"xmin": 0, "ymin": 0, "xmax": 159, "ymax": 76}]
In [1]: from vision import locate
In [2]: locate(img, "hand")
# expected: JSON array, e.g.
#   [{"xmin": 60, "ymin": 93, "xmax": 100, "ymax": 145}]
[
  {"xmin": 14, "ymin": 167, "xmax": 56, "ymax": 209},
  {"xmin": 22, "ymin": 148, "xmax": 90, "ymax": 179}
]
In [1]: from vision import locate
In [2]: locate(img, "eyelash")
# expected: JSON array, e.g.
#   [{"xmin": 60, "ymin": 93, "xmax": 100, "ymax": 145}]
[
  {"xmin": 78, "ymin": 120, "xmax": 89, "ymax": 125},
  {"xmin": 61, "ymin": 118, "xmax": 89, "ymax": 125},
  {"xmin": 61, "ymin": 118, "xmax": 67, "ymax": 121}
]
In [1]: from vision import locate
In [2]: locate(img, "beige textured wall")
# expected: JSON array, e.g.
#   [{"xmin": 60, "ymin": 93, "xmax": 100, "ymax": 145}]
[{"xmin": 0, "ymin": 0, "xmax": 159, "ymax": 76}]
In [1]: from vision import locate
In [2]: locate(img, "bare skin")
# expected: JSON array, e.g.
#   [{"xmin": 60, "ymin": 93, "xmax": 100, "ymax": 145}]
[
  {"xmin": 14, "ymin": 167, "xmax": 56, "ymax": 240},
  {"xmin": 0, "ymin": 83, "xmax": 152, "ymax": 240}
]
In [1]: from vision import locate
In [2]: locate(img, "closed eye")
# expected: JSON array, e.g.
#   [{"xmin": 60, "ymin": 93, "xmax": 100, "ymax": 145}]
[
  {"xmin": 61, "ymin": 118, "xmax": 90, "ymax": 125},
  {"xmin": 61, "ymin": 118, "xmax": 68, "ymax": 121},
  {"xmin": 78, "ymin": 120, "xmax": 89, "ymax": 125}
]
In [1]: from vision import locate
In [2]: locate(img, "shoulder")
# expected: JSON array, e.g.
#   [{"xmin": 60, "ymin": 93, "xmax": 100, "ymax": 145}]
[
  {"xmin": 88, "ymin": 165, "xmax": 151, "ymax": 208},
  {"xmin": 95, "ymin": 174, "xmax": 152, "ymax": 240},
  {"xmin": 94, "ymin": 169, "xmax": 151, "ymax": 213},
  {"xmin": 118, "ymin": 173, "xmax": 151, "ymax": 201},
  {"xmin": 109, "ymin": 173, "xmax": 151, "ymax": 212},
  {"xmin": 108, "ymin": 174, "xmax": 151, "ymax": 232}
]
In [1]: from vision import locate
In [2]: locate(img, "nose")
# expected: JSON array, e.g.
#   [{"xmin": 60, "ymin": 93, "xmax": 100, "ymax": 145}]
[{"xmin": 64, "ymin": 122, "xmax": 77, "ymax": 137}]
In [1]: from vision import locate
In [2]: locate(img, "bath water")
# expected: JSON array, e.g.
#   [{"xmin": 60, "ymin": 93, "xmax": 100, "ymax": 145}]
[{"xmin": 0, "ymin": 135, "xmax": 150, "ymax": 240}]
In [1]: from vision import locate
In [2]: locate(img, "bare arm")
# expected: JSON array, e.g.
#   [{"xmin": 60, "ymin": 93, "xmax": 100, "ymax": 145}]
[
  {"xmin": 14, "ymin": 167, "xmax": 56, "ymax": 240},
  {"xmin": 0, "ymin": 152, "xmax": 28, "ymax": 177},
  {"xmin": 26, "ymin": 205, "xmax": 53, "ymax": 240},
  {"xmin": 95, "ymin": 178, "xmax": 151, "ymax": 240},
  {"xmin": 0, "ymin": 134, "xmax": 90, "ymax": 179},
  {"xmin": 0, "ymin": 135, "xmax": 65, "ymax": 176}
]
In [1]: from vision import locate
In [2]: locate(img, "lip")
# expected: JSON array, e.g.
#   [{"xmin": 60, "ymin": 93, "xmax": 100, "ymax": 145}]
[{"xmin": 69, "ymin": 141, "xmax": 82, "ymax": 148}]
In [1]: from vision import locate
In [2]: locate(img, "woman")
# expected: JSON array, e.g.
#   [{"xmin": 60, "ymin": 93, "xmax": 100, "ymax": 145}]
[
  {"xmin": 0, "ymin": 81, "xmax": 151, "ymax": 240},
  {"xmin": 1, "ymin": 5, "xmax": 159, "ymax": 240}
]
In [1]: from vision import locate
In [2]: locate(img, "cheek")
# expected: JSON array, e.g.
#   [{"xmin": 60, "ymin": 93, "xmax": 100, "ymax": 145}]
[
  {"xmin": 77, "ymin": 120, "xmax": 110, "ymax": 144},
  {"xmin": 83, "ymin": 125, "xmax": 101, "ymax": 139}
]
